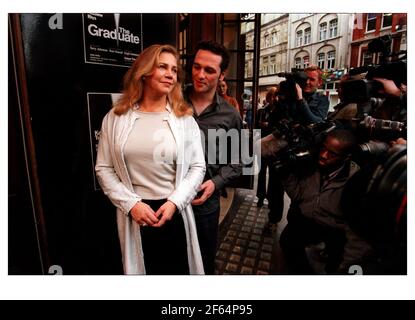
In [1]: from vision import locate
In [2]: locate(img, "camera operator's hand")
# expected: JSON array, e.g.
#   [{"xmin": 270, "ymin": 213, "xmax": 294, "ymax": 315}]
[
  {"xmin": 390, "ymin": 137, "xmax": 407, "ymax": 146},
  {"xmin": 373, "ymin": 77, "xmax": 402, "ymax": 97},
  {"xmin": 259, "ymin": 121, "xmax": 269, "ymax": 129},
  {"xmin": 259, "ymin": 133, "xmax": 288, "ymax": 159},
  {"xmin": 295, "ymin": 83, "xmax": 303, "ymax": 100}
]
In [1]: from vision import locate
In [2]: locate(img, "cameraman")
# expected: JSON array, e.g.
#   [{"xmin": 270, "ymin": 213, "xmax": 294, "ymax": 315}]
[
  {"xmin": 279, "ymin": 128, "xmax": 372, "ymax": 274},
  {"xmin": 328, "ymin": 74, "xmax": 360, "ymax": 121},
  {"xmin": 294, "ymin": 66, "xmax": 330, "ymax": 124}
]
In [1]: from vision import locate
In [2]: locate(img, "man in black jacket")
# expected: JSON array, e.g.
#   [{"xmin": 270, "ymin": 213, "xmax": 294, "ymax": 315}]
[
  {"xmin": 279, "ymin": 129, "xmax": 372, "ymax": 274},
  {"xmin": 185, "ymin": 40, "xmax": 243, "ymax": 274}
]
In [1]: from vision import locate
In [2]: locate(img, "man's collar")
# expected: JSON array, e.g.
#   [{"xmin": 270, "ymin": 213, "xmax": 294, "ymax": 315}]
[{"xmin": 185, "ymin": 84, "xmax": 220, "ymax": 111}]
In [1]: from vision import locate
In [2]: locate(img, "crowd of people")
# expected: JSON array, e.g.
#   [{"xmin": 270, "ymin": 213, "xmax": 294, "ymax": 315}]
[{"xmin": 95, "ymin": 40, "xmax": 406, "ymax": 275}]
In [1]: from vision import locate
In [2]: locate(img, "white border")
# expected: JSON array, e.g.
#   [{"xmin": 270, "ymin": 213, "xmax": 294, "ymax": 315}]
[{"xmin": 2, "ymin": 0, "xmax": 413, "ymax": 301}]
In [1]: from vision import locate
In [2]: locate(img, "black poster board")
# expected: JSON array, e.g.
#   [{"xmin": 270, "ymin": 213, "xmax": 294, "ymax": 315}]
[
  {"xmin": 82, "ymin": 13, "xmax": 142, "ymax": 67},
  {"xmin": 87, "ymin": 92, "xmax": 121, "ymax": 190},
  {"xmin": 11, "ymin": 13, "xmax": 177, "ymax": 274}
]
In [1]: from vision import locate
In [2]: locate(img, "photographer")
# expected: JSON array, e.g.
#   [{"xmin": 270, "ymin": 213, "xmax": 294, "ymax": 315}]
[
  {"xmin": 278, "ymin": 128, "xmax": 372, "ymax": 274},
  {"xmin": 342, "ymin": 143, "xmax": 407, "ymax": 274},
  {"xmin": 256, "ymin": 87, "xmax": 286, "ymax": 232},
  {"xmin": 328, "ymin": 74, "xmax": 361, "ymax": 121},
  {"xmin": 294, "ymin": 66, "xmax": 330, "ymax": 124},
  {"xmin": 256, "ymin": 87, "xmax": 278, "ymax": 208}
]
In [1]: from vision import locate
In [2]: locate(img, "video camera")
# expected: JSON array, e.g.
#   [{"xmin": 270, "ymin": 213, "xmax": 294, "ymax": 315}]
[
  {"xmin": 262, "ymin": 115, "xmax": 405, "ymax": 171},
  {"xmin": 277, "ymin": 69, "xmax": 308, "ymax": 101},
  {"xmin": 266, "ymin": 120, "xmax": 337, "ymax": 170},
  {"xmin": 341, "ymin": 35, "xmax": 407, "ymax": 104},
  {"xmin": 341, "ymin": 60, "xmax": 407, "ymax": 104}
]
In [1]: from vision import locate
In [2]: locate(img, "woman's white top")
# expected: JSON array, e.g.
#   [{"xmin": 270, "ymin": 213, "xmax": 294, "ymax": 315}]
[
  {"xmin": 124, "ymin": 110, "xmax": 177, "ymax": 200},
  {"xmin": 95, "ymin": 103, "xmax": 206, "ymax": 274}
]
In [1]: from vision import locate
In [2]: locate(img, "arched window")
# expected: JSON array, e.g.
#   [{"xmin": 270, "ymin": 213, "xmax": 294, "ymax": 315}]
[
  {"xmin": 316, "ymin": 46, "xmax": 336, "ymax": 70},
  {"xmin": 295, "ymin": 23, "xmax": 311, "ymax": 47},
  {"xmin": 294, "ymin": 51, "xmax": 310, "ymax": 69}
]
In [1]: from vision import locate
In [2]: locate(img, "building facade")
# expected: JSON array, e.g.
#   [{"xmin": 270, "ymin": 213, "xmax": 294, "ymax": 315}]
[
  {"xmin": 288, "ymin": 13, "xmax": 354, "ymax": 108},
  {"xmin": 243, "ymin": 14, "xmax": 289, "ymax": 103},
  {"xmin": 350, "ymin": 13, "xmax": 407, "ymax": 67},
  {"xmin": 244, "ymin": 13, "xmax": 356, "ymax": 108}
]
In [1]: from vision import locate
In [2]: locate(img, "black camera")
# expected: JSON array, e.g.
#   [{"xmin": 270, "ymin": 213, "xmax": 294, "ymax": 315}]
[
  {"xmin": 342, "ymin": 144, "xmax": 407, "ymax": 274},
  {"xmin": 341, "ymin": 60, "xmax": 406, "ymax": 104},
  {"xmin": 263, "ymin": 115, "xmax": 405, "ymax": 171},
  {"xmin": 268, "ymin": 120, "xmax": 337, "ymax": 170},
  {"xmin": 356, "ymin": 115, "xmax": 406, "ymax": 141},
  {"xmin": 341, "ymin": 33, "xmax": 406, "ymax": 105},
  {"xmin": 277, "ymin": 70, "xmax": 308, "ymax": 101}
]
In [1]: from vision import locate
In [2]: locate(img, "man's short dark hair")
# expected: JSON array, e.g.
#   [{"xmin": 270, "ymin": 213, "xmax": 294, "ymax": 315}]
[
  {"xmin": 195, "ymin": 40, "xmax": 230, "ymax": 72},
  {"xmin": 327, "ymin": 128, "xmax": 356, "ymax": 155}
]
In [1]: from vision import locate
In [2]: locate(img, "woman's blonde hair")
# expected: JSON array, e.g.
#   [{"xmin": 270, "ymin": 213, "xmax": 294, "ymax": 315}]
[{"xmin": 113, "ymin": 44, "xmax": 192, "ymax": 117}]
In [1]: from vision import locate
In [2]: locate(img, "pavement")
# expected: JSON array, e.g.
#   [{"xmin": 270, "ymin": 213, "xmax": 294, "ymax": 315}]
[{"xmin": 215, "ymin": 188, "xmax": 290, "ymax": 275}]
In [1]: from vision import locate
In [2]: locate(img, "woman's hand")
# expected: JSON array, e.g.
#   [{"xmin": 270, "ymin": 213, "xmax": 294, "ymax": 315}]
[
  {"xmin": 153, "ymin": 200, "xmax": 177, "ymax": 227},
  {"xmin": 130, "ymin": 201, "xmax": 159, "ymax": 227}
]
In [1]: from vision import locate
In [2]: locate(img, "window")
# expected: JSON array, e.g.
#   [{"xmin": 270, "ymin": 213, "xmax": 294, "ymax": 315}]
[
  {"xmin": 329, "ymin": 19, "xmax": 338, "ymax": 38},
  {"xmin": 269, "ymin": 55, "xmax": 276, "ymax": 74},
  {"xmin": 295, "ymin": 57, "xmax": 302, "ymax": 69},
  {"xmin": 271, "ymin": 30, "xmax": 277, "ymax": 45},
  {"xmin": 319, "ymin": 22, "xmax": 327, "ymax": 40},
  {"xmin": 326, "ymin": 82, "xmax": 334, "ymax": 90},
  {"xmin": 296, "ymin": 30, "xmax": 303, "ymax": 47},
  {"xmin": 178, "ymin": 13, "xmax": 190, "ymax": 67},
  {"xmin": 304, "ymin": 27, "xmax": 311, "ymax": 44},
  {"xmin": 317, "ymin": 52, "xmax": 325, "ymax": 69},
  {"xmin": 366, "ymin": 13, "xmax": 377, "ymax": 32},
  {"xmin": 303, "ymin": 55, "xmax": 309, "ymax": 68},
  {"xmin": 294, "ymin": 53, "xmax": 309, "ymax": 69},
  {"xmin": 264, "ymin": 33, "xmax": 270, "ymax": 47},
  {"xmin": 382, "ymin": 13, "xmax": 392, "ymax": 28},
  {"xmin": 262, "ymin": 56, "xmax": 268, "ymax": 75},
  {"xmin": 327, "ymin": 50, "xmax": 335, "ymax": 69},
  {"xmin": 362, "ymin": 51, "xmax": 373, "ymax": 66}
]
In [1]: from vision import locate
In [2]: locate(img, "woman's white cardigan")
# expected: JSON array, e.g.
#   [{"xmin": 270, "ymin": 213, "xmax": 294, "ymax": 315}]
[{"xmin": 95, "ymin": 105, "xmax": 205, "ymax": 274}]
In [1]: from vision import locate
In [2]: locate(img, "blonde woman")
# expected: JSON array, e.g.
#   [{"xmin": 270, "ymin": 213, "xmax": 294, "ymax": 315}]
[{"xmin": 95, "ymin": 44, "xmax": 205, "ymax": 274}]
